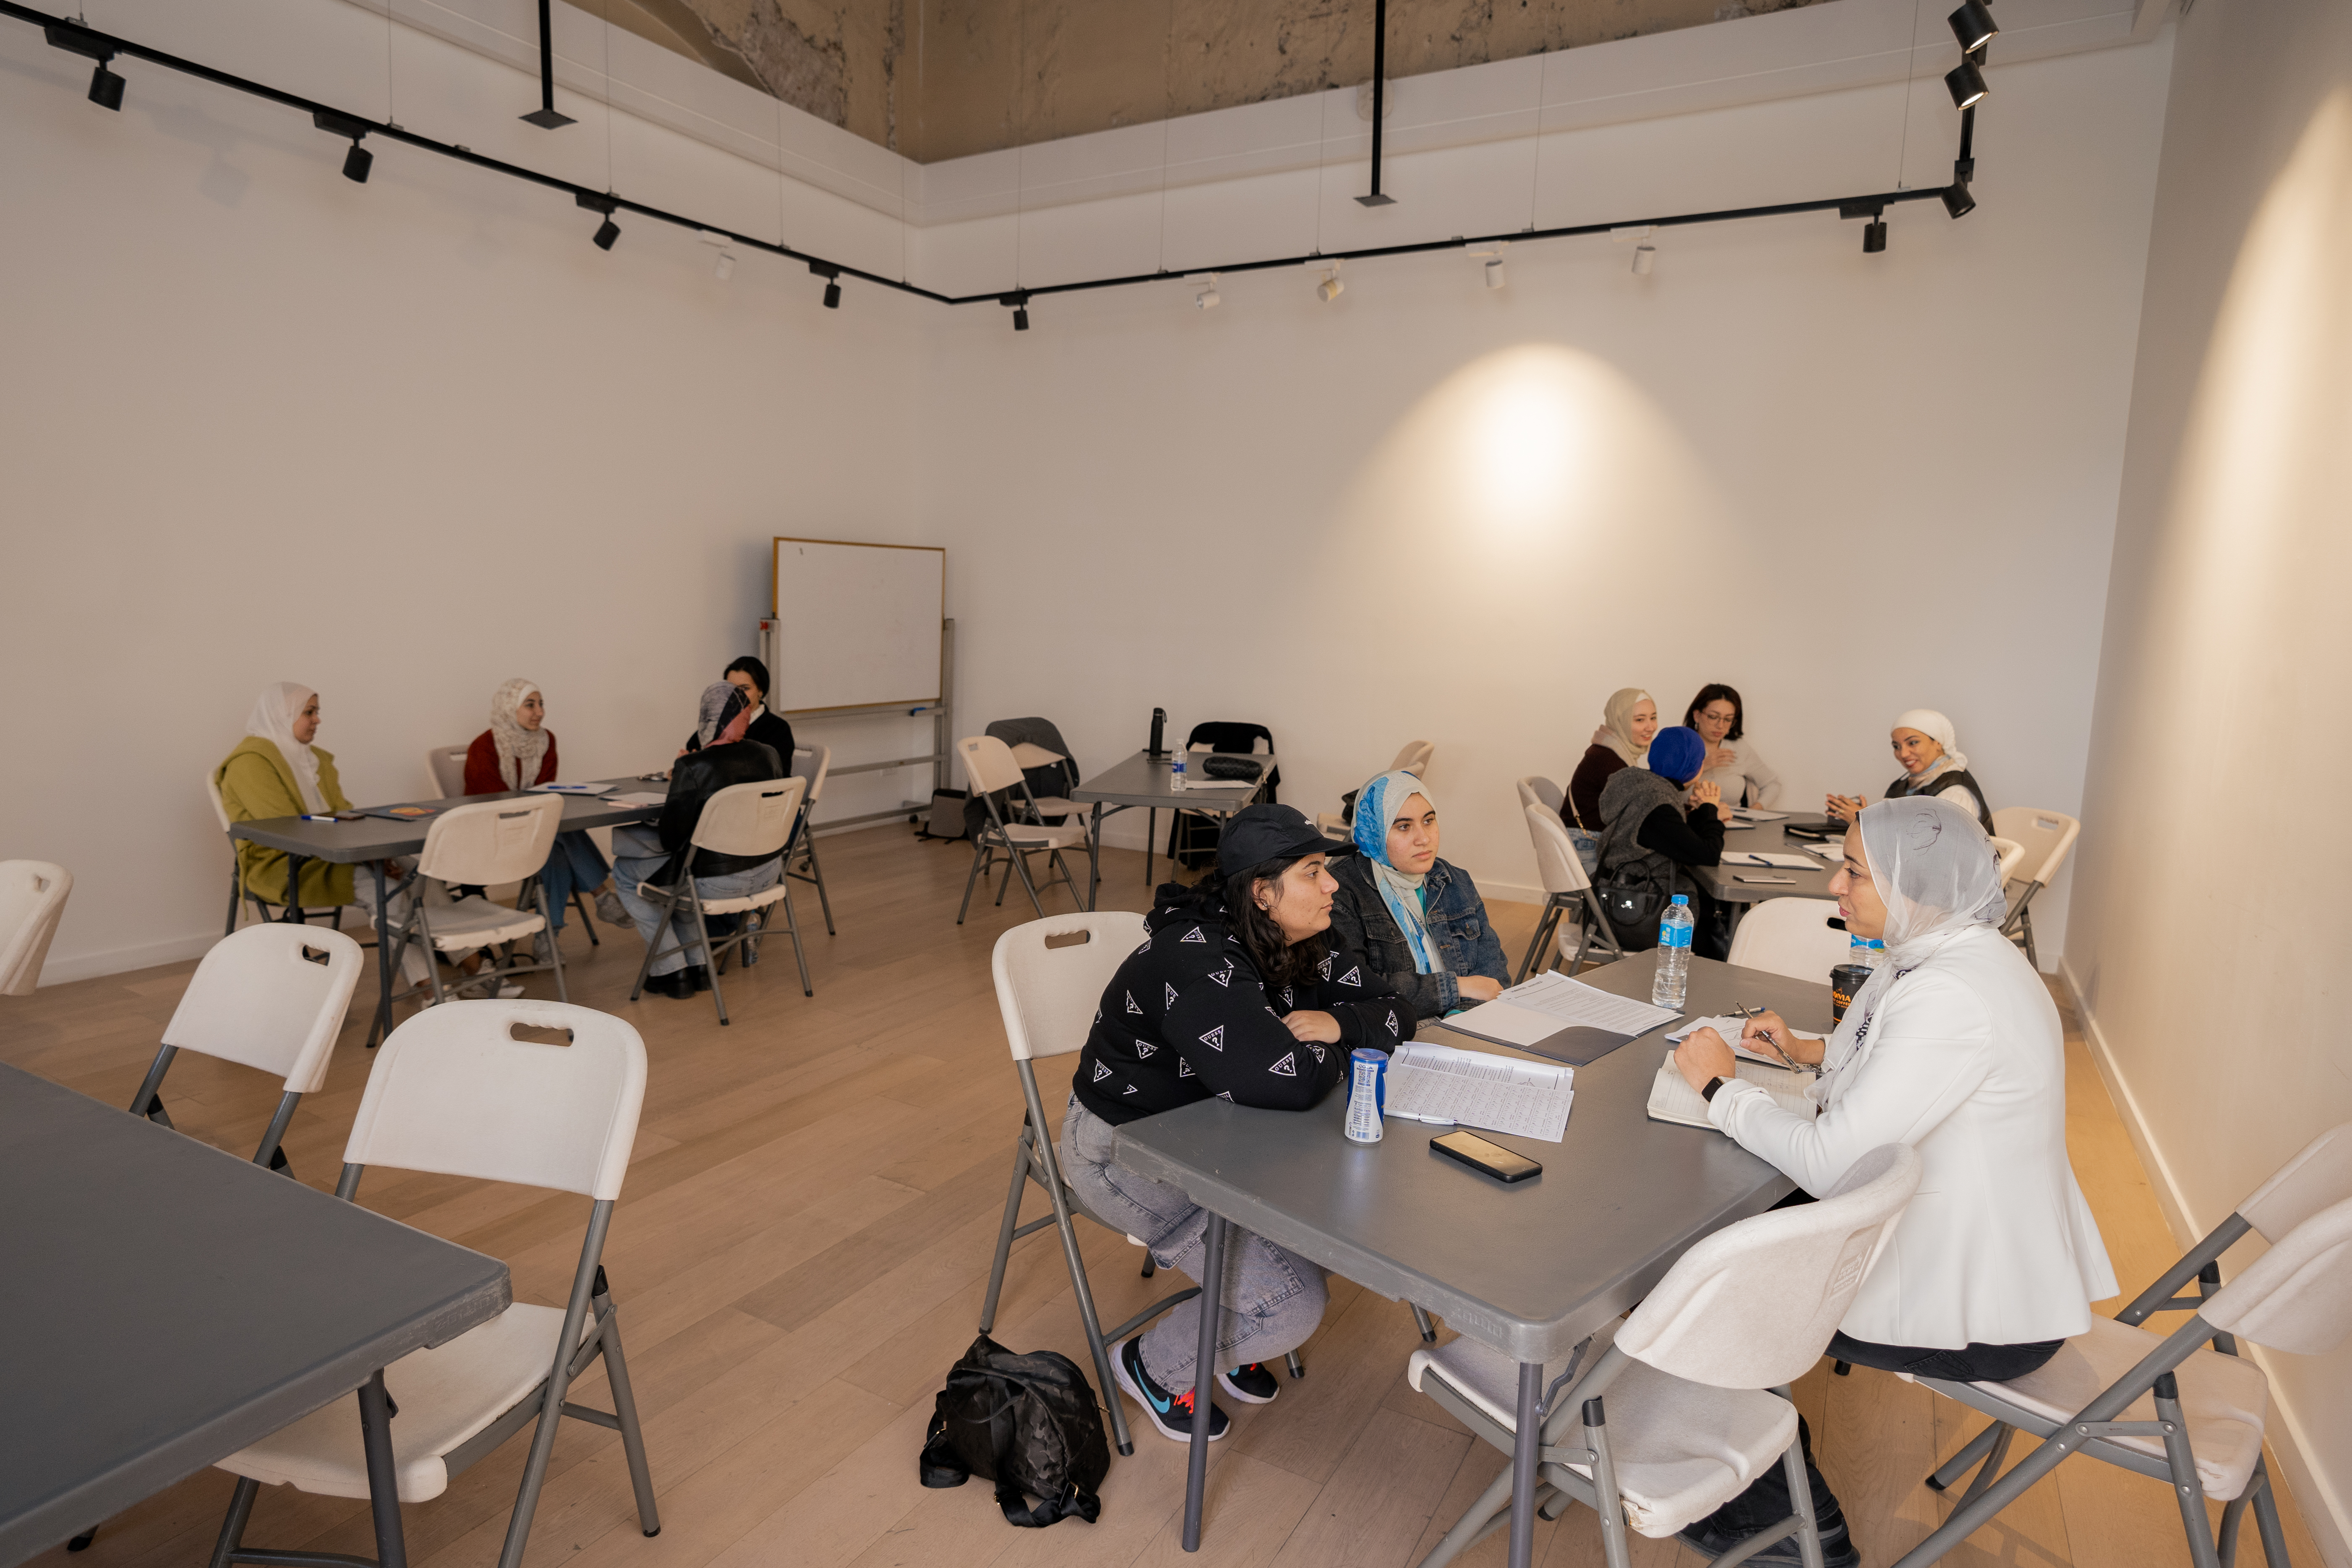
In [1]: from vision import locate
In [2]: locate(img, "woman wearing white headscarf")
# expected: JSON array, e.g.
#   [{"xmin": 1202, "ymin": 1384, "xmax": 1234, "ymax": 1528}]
[
  {"xmin": 1669, "ymin": 796, "xmax": 2114, "ymax": 1565},
  {"xmin": 1327, "ymin": 771, "xmax": 1509, "ymax": 1021},
  {"xmin": 1564, "ymin": 688, "xmax": 1658, "ymax": 872},
  {"xmin": 459, "ymin": 679, "xmax": 626, "ymax": 939},
  {"xmin": 1826, "ymin": 707, "xmax": 1994, "ymax": 834},
  {"xmin": 215, "ymin": 684, "xmax": 428, "ymax": 980}
]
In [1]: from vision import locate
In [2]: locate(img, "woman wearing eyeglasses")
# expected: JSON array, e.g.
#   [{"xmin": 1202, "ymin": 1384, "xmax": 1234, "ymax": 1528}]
[{"xmin": 1684, "ymin": 683, "xmax": 1781, "ymax": 809}]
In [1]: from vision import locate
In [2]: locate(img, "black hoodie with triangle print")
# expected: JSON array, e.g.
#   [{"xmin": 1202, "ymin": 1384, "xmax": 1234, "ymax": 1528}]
[{"xmin": 1070, "ymin": 884, "xmax": 1413, "ymax": 1127}]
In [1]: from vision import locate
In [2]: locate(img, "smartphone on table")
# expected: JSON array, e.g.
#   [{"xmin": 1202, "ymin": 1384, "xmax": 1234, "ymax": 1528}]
[{"xmin": 1430, "ymin": 1131, "xmax": 1542, "ymax": 1183}]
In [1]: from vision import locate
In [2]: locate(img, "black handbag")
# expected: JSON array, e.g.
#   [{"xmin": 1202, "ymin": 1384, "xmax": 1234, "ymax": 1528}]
[
  {"xmin": 1595, "ymin": 872, "xmax": 1667, "ymax": 949},
  {"xmin": 918, "ymin": 1335, "xmax": 1109, "ymax": 1528}
]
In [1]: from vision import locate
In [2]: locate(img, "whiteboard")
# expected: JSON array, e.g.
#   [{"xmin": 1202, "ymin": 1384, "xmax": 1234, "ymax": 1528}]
[{"xmin": 770, "ymin": 538, "xmax": 945, "ymax": 711}]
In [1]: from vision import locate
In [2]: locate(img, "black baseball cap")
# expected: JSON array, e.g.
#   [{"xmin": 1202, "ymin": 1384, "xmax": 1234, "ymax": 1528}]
[{"xmin": 1216, "ymin": 804, "xmax": 1347, "ymax": 877}]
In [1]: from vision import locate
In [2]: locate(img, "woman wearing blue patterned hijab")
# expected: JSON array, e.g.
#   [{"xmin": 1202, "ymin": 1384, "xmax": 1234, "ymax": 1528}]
[{"xmin": 1329, "ymin": 769, "xmax": 1511, "ymax": 1020}]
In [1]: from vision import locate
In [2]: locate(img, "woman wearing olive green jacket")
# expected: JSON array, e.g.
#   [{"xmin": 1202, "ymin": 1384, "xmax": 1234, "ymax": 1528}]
[{"xmin": 217, "ymin": 683, "xmax": 426, "ymax": 980}]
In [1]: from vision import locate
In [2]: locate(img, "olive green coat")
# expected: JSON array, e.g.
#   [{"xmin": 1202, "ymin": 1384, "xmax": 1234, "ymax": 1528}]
[{"xmin": 216, "ymin": 737, "xmax": 357, "ymax": 907}]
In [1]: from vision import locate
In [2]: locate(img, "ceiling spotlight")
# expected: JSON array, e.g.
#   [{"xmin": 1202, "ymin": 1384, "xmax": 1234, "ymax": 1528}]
[
  {"xmin": 593, "ymin": 217, "xmax": 620, "ymax": 250},
  {"xmin": 824, "ymin": 281, "xmax": 842, "ymax": 308},
  {"xmin": 1318, "ymin": 270, "xmax": 1344, "ymax": 303},
  {"xmin": 1483, "ymin": 258, "xmax": 1506, "ymax": 290},
  {"xmin": 1863, "ymin": 219, "xmax": 1887, "ymax": 253},
  {"xmin": 810, "ymin": 261, "xmax": 841, "ymax": 308},
  {"xmin": 1941, "ymin": 180, "xmax": 1977, "ymax": 220},
  {"xmin": 88, "ymin": 61, "xmax": 125, "ymax": 111},
  {"xmin": 1004, "ymin": 291, "xmax": 1031, "ymax": 331},
  {"xmin": 1631, "ymin": 244, "xmax": 1656, "ymax": 277},
  {"xmin": 714, "ymin": 251, "xmax": 735, "ymax": 281},
  {"xmin": 1947, "ymin": 0, "xmax": 1998, "ymax": 52},
  {"xmin": 315, "ymin": 112, "xmax": 375, "ymax": 184},
  {"xmin": 44, "ymin": 24, "xmax": 125, "ymax": 112},
  {"xmin": 575, "ymin": 191, "xmax": 619, "ymax": 250},
  {"xmin": 698, "ymin": 231, "xmax": 734, "ymax": 280},
  {"xmin": 1945, "ymin": 57, "xmax": 1989, "ymax": 110},
  {"xmin": 343, "ymin": 142, "xmax": 373, "ymax": 183},
  {"xmin": 1195, "ymin": 274, "xmax": 1220, "ymax": 310}
]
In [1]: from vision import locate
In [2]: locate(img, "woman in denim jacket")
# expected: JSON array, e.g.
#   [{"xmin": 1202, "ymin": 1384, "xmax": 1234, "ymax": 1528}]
[{"xmin": 1328, "ymin": 770, "xmax": 1511, "ymax": 1021}]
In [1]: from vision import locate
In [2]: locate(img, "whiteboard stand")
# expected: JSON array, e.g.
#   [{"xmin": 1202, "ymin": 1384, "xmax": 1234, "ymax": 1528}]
[{"xmin": 757, "ymin": 616, "xmax": 953, "ymax": 835}]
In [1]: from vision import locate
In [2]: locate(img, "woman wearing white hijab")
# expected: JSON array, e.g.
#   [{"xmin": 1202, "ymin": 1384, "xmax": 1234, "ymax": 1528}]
[
  {"xmin": 1669, "ymin": 796, "xmax": 2114, "ymax": 1565},
  {"xmin": 1564, "ymin": 688, "xmax": 1658, "ymax": 871},
  {"xmin": 459, "ymin": 679, "xmax": 627, "ymax": 940},
  {"xmin": 1826, "ymin": 707, "xmax": 1994, "ymax": 834},
  {"xmin": 215, "ymin": 684, "xmax": 428, "ymax": 980},
  {"xmin": 1327, "ymin": 771, "xmax": 1509, "ymax": 1021}
]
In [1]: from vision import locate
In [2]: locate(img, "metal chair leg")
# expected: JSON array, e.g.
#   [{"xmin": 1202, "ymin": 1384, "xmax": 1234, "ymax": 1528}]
[
  {"xmin": 956, "ymin": 840, "xmax": 990, "ymax": 924},
  {"xmin": 2249, "ymin": 1458, "xmax": 2292, "ymax": 1568},
  {"xmin": 590, "ymin": 1279, "xmax": 661, "ymax": 1537},
  {"xmin": 1412, "ymin": 1304, "xmax": 1438, "ymax": 1343},
  {"xmin": 572, "ymin": 889, "xmax": 600, "ymax": 946},
  {"xmin": 801, "ymin": 831, "xmax": 837, "ymax": 935},
  {"xmin": 1926, "ymin": 1419, "xmax": 2005, "ymax": 1492},
  {"xmin": 207, "ymin": 1475, "xmax": 260, "ymax": 1568},
  {"xmin": 546, "ymin": 910, "xmax": 569, "ymax": 1004},
  {"xmin": 687, "ymin": 887, "xmax": 727, "ymax": 1026},
  {"xmin": 978, "ymin": 1124, "xmax": 1033, "ymax": 1334},
  {"xmin": 1285, "ymin": 1350, "xmax": 1306, "ymax": 1380},
  {"xmin": 776, "ymin": 880, "xmax": 812, "ymax": 997},
  {"xmin": 626, "ymin": 881, "xmax": 673, "ymax": 1002},
  {"xmin": 1004, "ymin": 842, "xmax": 1049, "ymax": 920}
]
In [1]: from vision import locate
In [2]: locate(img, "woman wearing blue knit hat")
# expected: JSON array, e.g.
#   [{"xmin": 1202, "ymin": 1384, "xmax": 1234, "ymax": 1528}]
[
  {"xmin": 1327, "ymin": 770, "xmax": 1511, "ymax": 1022},
  {"xmin": 1594, "ymin": 725, "xmax": 1733, "ymax": 955}
]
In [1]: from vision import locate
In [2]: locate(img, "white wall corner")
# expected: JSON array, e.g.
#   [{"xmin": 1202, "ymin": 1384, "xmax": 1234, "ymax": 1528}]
[{"xmin": 2057, "ymin": 960, "xmax": 2352, "ymax": 1568}]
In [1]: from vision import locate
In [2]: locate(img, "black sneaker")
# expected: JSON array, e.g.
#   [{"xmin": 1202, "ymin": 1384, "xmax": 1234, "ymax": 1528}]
[
  {"xmin": 1217, "ymin": 1363, "xmax": 1280, "ymax": 1404},
  {"xmin": 1112, "ymin": 1337, "xmax": 1229, "ymax": 1442},
  {"xmin": 684, "ymin": 965, "xmax": 713, "ymax": 993},
  {"xmin": 1677, "ymin": 1516, "xmax": 1859, "ymax": 1568},
  {"xmin": 642, "ymin": 971, "xmax": 694, "ymax": 1000}
]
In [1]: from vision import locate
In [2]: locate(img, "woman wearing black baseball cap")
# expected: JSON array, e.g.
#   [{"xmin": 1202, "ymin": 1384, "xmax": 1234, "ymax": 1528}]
[{"xmin": 1059, "ymin": 804, "xmax": 1414, "ymax": 1445}]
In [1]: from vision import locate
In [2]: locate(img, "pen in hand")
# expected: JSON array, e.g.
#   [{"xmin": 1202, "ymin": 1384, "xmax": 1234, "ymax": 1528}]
[{"xmin": 1734, "ymin": 1004, "xmax": 1808, "ymax": 1075}]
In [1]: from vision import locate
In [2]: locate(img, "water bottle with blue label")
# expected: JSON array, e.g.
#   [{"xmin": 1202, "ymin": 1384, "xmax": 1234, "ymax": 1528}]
[
  {"xmin": 1170, "ymin": 751, "xmax": 1188, "ymax": 792},
  {"xmin": 1849, "ymin": 933, "xmax": 1885, "ymax": 971},
  {"xmin": 1652, "ymin": 894, "xmax": 1694, "ymax": 1010}
]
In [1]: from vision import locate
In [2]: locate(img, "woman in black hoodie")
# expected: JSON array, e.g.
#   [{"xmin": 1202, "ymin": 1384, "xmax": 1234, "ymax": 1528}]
[{"xmin": 1060, "ymin": 804, "xmax": 1413, "ymax": 1444}]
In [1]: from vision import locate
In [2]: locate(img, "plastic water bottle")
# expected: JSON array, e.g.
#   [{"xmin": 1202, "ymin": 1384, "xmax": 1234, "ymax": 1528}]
[
  {"xmin": 1652, "ymin": 895, "xmax": 1694, "ymax": 1010},
  {"xmin": 1169, "ymin": 751, "xmax": 1188, "ymax": 792},
  {"xmin": 1848, "ymin": 934, "xmax": 1885, "ymax": 971}
]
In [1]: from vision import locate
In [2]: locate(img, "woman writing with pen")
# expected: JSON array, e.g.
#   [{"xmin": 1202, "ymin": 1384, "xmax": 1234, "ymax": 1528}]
[{"xmin": 1666, "ymin": 795, "xmax": 2112, "ymax": 1567}]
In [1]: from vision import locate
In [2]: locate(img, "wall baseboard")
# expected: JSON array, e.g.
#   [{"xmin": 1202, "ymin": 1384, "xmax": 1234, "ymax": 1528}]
[
  {"xmin": 38, "ymin": 932, "xmax": 217, "ymax": 989},
  {"xmin": 2058, "ymin": 960, "xmax": 2352, "ymax": 1568}
]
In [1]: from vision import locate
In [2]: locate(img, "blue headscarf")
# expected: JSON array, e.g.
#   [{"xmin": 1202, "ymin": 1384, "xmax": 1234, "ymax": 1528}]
[
  {"xmin": 1352, "ymin": 770, "xmax": 1444, "ymax": 973},
  {"xmin": 1647, "ymin": 725, "xmax": 1707, "ymax": 785}
]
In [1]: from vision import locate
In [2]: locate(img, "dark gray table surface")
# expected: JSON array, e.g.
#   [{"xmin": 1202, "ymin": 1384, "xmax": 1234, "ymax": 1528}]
[
  {"xmin": 1070, "ymin": 750, "xmax": 1277, "ymax": 811},
  {"xmin": 1689, "ymin": 818, "xmax": 1844, "ymax": 908},
  {"xmin": 1112, "ymin": 950, "xmax": 1832, "ymax": 1363},
  {"xmin": 0, "ymin": 1064, "xmax": 511, "ymax": 1565},
  {"xmin": 228, "ymin": 776, "xmax": 667, "ymax": 862}
]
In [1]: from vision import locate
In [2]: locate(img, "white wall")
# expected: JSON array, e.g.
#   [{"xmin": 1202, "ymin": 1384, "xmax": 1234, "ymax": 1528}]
[
  {"xmin": 2065, "ymin": 0, "xmax": 2352, "ymax": 1558},
  {"xmin": 0, "ymin": 14, "xmax": 925, "ymax": 982},
  {"xmin": 916, "ymin": 40, "xmax": 2173, "ymax": 945}
]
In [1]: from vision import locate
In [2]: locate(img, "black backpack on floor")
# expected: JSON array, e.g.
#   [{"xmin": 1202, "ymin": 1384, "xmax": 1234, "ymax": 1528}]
[{"xmin": 918, "ymin": 1334, "xmax": 1109, "ymax": 1528}]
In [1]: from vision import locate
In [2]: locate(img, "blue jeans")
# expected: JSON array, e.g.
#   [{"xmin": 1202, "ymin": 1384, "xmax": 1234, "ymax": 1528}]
[
  {"xmin": 1060, "ymin": 1094, "xmax": 1328, "ymax": 1388},
  {"xmin": 537, "ymin": 831, "xmax": 610, "ymax": 931},
  {"xmin": 612, "ymin": 824, "xmax": 779, "ymax": 976}
]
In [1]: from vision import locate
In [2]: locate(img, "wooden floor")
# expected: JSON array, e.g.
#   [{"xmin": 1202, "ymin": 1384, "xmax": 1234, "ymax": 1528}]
[{"xmin": 6, "ymin": 826, "xmax": 2323, "ymax": 1568}]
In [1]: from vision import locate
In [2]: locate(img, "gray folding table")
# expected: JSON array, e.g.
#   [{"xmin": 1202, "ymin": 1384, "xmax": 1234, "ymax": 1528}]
[
  {"xmin": 1687, "ymin": 819, "xmax": 1842, "ymax": 937},
  {"xmin": 0, "ymin": 1063, "xmax": 510, "ymax": 1568},
  {"xmin": 230, "ymin": 778, "xmax": 666, "ymax": 1045},
  {"xmin": 1068, "ymin": 751, "xmax": 1277, "ymax": 908},
  {"xmin": 1114, "ymin": 951, "xmax": 1835, "ymax": 1565}
]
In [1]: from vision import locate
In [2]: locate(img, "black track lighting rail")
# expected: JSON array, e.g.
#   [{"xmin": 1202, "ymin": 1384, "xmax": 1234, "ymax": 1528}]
[{"xmin": 3, "ymin": 0, "xmax": 1984, "ymax": 318}]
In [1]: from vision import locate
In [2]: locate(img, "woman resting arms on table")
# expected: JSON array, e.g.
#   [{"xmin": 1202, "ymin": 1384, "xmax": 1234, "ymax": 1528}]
[
  {"xmin": 1825, "ymin": 707, "xmax": 1994, "ymax": 835},
  {"xmin": 1668, "ymin": 795, "xmax": 2115, "ymax": 1567},
  {"xmin": 462, "ymin": 678, "xmax": 628, "ymax": 940},
  {"xmin": 1328, "ymin": 769, "xmax": 1509, "ymax": 1022},
  {"xmin": 1061, "ymin": 804, "xmax": 1412, "ymax": 1445}
]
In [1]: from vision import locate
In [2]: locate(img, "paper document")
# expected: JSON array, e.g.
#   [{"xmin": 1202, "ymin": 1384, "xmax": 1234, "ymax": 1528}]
[
  {"xmin": 1805, "ymin": 841, "xmax": 1844, "ymax": 859},
  {"xmin": 1667, "ymin": 1016, "xmax": 1821, "ymax": 1069},
  {"xmin": 532, "ymin": 782, "xmax": 613, "ymax": 795},
  {"xmin": 1731, "ymin": 809, "xmax": 1792, "ymax": 822},
  {"xmin": 609, "ymin": 791, "xmax": 668, "ymax": 809},
  {"xmin": 1386, "ymin": 1040, "xmax": 1576, "ymax": 1142},
  {"xmin": 1445, "ymin": 971, "xmax": 1683, "ymax": 1050},
  {"xmin": 1722, "ymin": 851, "xmax": 1816, "ymax": 869},
  {"xmin": 1646, "ymin": 1051, "xmax": 1817, "ymax": 1129}
]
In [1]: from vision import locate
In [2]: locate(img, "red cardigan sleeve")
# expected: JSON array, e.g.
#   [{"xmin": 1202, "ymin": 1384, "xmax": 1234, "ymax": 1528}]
[
  {"xmin": 538, "ymin": 734, "xmax": 559, "ymax": 785},
  {"xmin": 462, "ymin": 732, "xmax": 501, "ymax": 794}
]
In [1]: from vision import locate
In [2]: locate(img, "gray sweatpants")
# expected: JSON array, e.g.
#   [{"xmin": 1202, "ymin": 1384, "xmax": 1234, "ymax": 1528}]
[{"xmin": 1060, "ymin": 1093, "xmax": 1328, "ymax": 1388}]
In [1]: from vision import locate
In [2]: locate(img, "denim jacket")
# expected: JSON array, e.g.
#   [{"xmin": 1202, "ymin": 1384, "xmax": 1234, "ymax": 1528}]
[{"xmin": 1329, "ymin": 854, "xmax": 1511, "ymax": 1021}]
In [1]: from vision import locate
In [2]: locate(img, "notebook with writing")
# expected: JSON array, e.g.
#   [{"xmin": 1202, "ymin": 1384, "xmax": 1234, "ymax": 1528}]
[{"xmin": 1645, "ymin": 1052, "xmax": 1818, "ymax": 1129}]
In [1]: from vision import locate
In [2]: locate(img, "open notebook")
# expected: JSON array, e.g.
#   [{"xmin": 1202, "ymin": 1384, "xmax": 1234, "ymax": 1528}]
[{"xmin": 1645, "ymin": 1051, "xmax": 1817, "ymax": 1129}]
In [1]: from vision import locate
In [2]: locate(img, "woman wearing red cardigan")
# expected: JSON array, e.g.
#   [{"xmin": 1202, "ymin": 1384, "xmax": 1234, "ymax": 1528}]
[{"xmin": 462, "ymin": 679, "xmax": 627, "ymax": 941}]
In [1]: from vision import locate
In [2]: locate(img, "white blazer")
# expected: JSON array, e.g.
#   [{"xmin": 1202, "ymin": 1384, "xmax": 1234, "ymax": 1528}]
[{"xmin": 1708, "ymin": 923, "xmax": 2117, "ymax": 1349}]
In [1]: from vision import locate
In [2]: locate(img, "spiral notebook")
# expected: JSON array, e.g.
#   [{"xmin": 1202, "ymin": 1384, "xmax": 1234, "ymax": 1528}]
[{"xmin": 1645, "ymin": 1052, "xmax": 1817, "ymax": 1129}]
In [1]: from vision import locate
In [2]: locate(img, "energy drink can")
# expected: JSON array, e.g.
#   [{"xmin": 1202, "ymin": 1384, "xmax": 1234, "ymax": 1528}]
[{"xmin": 1344, "ymin": 1048, "xmax": 1386, "ymax": 1144}]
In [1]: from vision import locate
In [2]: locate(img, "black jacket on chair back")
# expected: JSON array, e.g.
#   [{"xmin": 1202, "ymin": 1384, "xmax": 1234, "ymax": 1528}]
[{"xmin": 653, "ymin": 740, "xmax": 784, "ymax": 884}]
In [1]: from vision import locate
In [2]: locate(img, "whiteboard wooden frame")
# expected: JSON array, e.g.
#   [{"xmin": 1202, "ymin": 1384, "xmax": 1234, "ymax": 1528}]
[{"xmin": 770, "ymin": 537, "xmax": 946, "ymax": 713}]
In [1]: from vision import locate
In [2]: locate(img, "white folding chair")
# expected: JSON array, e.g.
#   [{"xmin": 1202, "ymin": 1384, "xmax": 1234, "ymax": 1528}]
[
  {"xmin": 1725, "ymin": 897, "xmax": 1851, "ymax": 985},
  {"xmin": 208, "ymin": 771, "xmax": 351, "ymax": 936},
  {"xmin": 429, "ymin": 744, "xmax": 598, "ymax": 947},
  {"xmin": 1515, "ymin": 775, "xmax": 1564, "ymax": 817},
  {"xmin": 956, "ymin": 736, "xmax": 1086, "ymax": 924},
  {"xmin": 625, "ymin": 776, "xmax": 810, "ymax": 1023},
  {"xmin": 786, "ymin": 745, "xmax": 838, "ymax": 936},
  {"xmin": 126, "ymin": 924, "xmax": 363, "ymax": 1172},
  {"xmin": 978, "ymin": 914, "xmax": 1208, "ymax": 1458},
  {"xmin": 1518, "ymin": 804, "xmax": 1622, "ymax": 979},
  {"xmin": 1905, "ymin": 1121, "xmax": 2352, "ymax": 1568},
  {"xmin": 0, "ymin": 859, "xmax": 73, "ymax": 998},
  {"xmin": 1987, "ymin": 807, "xmax": 2080, "ymax": 970},
  {"xmin": 1409, "ymin": 1144, "xmax": 1921, "ymax": 1568},
  {"xmin": 208, "ymin": 999, "xmax": 659, "ymax": 1568},
  {"xmin": 1987, "ymin": 836, "xmax": 2026, "ymax": 886},
  {"xmin": 395, "ymin": 796, "xmax": 569, "ymax": 1008}
]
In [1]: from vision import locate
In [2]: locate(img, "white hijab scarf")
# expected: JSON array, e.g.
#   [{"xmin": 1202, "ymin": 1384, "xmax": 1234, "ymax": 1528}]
[
  {"xmin": 488, "ymin": 678, "xmax": 550, "ymax": 790},
  {"xmin": 1598, "ymin": 687, "xmax": 1653, "ymax": 767},
  {"xmin": 1891, "ymin": 707, "xmax": 1968, "ymax": 783},
  {"xmin": 1812, "ymin": 795, "xmax": 2007, "ymax": 1110},
  {"xmin": 245, "ymin": 682, "xmax": 327, "ymax": 813},
  {"xmin": 1352, "ymin": 770, "xmax": 1446, "ymax": 974}
]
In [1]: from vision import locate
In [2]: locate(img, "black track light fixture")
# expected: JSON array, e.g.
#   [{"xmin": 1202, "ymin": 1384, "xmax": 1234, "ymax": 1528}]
[
  {"xmin": 1947, "ymin": 0, "xmax": 1998, "ymax": 53},
  {"xmin": 576, "ymin": 190, "xmax": 620, "ymax": 250},
  {"xmin": 810, "ymin": 261, "xmax": 841, "ymax": 308},
  {"xmin": 313, "ymin": 111, "xmax": 373, "ymax": 183},
  {"xmin": 1840, "ymin": 199, "xmax": 1887, "ymax": 254},
  {"xmin": 1003, "ymin": 292, "xmax": 1031, "ymax": 331},
  {"xmin": 44, "ymin": 23, "xmax": 124, "ymax": 110},
  {"xmin": 1945, "ymin": 56, "xmax": 1989, "ymax": 111},
  {"xmin": 1941, "ymin": 180, "xmax": 1977, "ymax": 220}
]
